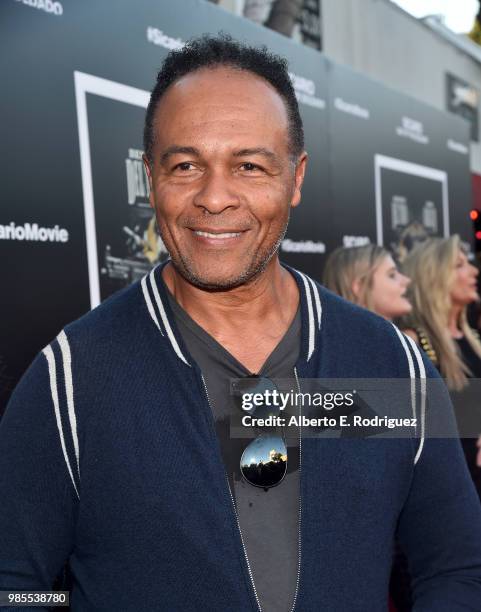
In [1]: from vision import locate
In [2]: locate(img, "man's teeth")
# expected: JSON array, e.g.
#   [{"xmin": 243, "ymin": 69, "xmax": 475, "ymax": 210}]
[{"xmin": 194, "ymin": 231, "xmax": 241, "ymax": 238}]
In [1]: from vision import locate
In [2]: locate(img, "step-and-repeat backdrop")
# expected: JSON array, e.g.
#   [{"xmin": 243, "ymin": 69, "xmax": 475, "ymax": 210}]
[{"xmin": 0, "ymin": 0, "xmax": 472, "ymax": 410}]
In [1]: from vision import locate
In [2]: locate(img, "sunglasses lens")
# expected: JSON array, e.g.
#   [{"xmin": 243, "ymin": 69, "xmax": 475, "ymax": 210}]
[{"xmin": 240, "ymin": 435, "xmax": 287, "ymax": 488}]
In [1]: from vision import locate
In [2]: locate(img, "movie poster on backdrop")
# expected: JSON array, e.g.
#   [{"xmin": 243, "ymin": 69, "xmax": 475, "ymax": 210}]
[
  {"xmin": 74, "ymin": 72, "xmax": 170, "ymax": 308},
  {"xmin": 374, "ymin": 154, "xmax": 448, "ymax": 255},
  {"xmin": 327, "ymin": 59, "xmax": 472, "ymax": 258}
]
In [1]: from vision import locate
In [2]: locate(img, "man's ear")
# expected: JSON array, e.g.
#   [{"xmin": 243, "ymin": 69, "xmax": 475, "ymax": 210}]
[
  {"xmin": 291, "ymin": 152, "xmax": 308, "ymax": 208},
  {"xmin": 143, "ymin": 154, "xmax": 155, "ymax": 209}
]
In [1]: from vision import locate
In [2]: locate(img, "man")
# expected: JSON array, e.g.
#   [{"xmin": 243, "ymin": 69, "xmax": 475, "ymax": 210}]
[{"xmin": 1, "ymin": 35, "xmax": 481, "ymax": 611}]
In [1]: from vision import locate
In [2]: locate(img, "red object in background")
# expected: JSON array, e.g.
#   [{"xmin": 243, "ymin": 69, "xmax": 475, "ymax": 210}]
[
  {"xmin": 473, "ymin": 173, "xmax": 481, "ymax": 210},
  {"xmin": 472, "ymin": 175, "xmax": 481, "ymax": 251}
]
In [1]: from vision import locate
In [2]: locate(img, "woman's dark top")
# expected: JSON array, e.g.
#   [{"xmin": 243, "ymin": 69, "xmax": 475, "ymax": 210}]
[
  {"xmin": 455, "ymin": 336, "xmax": 481, "ymax": 377},
  {"xmin": 415, "ymin": 328, "xmax": 481, "ymax": 501},
  {"xmin": 454, "ymin": 336, "xmax": 481, "ymax": 500}
]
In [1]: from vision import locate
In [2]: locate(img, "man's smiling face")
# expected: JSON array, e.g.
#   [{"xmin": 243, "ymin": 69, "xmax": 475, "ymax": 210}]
[{"xmin": 145, "ymin": 65, "xmax": 306, "ymax": 289}]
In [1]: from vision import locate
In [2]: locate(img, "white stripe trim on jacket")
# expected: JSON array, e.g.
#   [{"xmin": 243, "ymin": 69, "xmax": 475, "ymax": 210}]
[
  {"xmin": 57, "ymin": 331, "xmax": 81, "ymax": 479},
  {"xmin": 148, "ymin": 268, "xmax": 190, "ymax": 366},
  {"xmin": 404, "ymin": 334, "xmax": 427, "ymax": 465},
  {"xmin": 306, "ymin": 274, "xmax": 322, "ymax": 330},
  {"xmin": 391, "ymin": 324, "xmax": 426, "ymax": 465},
  {"xmin": 42, "ymin": 344, "xmax": 80, "ymax": 499},
  {"xmin": 297, "ymin": 271, "xmax": 316, "ymax": 361},
  {"xmin": 141, "ymin": 275, "xmax": 162, "ymax": 334}
]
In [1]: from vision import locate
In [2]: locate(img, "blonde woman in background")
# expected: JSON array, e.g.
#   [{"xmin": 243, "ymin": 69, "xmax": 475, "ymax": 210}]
[
  {"xmin": 323, "ymin": 244, "xmax": 412, "ymax": 321},
  {"xmin": 401, "ymin": 235, "xmax": 481, "ymax": 496},
  {"xmin": 401, "ymin": 235, "xmax": 481, "ymax": 388}
]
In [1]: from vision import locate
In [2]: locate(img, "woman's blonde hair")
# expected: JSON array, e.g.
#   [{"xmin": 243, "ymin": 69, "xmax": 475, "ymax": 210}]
[
  {"xmin": 323, "ymin": 244, "xmax": 389, "ymax": 312},
  {"xmin": 401, "ymin": 235, "xmax": 481, "ymax": 390}
]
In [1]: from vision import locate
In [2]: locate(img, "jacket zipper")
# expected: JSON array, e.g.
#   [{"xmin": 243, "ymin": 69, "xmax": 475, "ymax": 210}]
[
  {"xmin": 200, "ymin": 370, "xmax": 303, "ymax": 612},
  {"xmin": 291, "ymin": 366, "xmax": 303, "ymax": 612}
]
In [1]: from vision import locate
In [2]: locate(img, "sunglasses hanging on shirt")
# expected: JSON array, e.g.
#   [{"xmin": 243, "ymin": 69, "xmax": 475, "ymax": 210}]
[{"xmin": 232, "ymin": 375, "xmax": 287, "ymax": 489}]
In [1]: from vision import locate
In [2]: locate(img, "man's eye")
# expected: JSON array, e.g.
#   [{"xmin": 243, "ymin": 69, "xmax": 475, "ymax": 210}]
[
  {"xmin": 240, "ymin": 162, "xmax": 262, "ymax": 172},
  {"xmin": 174, "ymin": 162, "xmax": 195, "ymax": 171}
]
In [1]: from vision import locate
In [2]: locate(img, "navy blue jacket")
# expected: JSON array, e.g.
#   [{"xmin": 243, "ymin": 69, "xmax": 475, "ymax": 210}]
[{"xmin": 1, "ymin": 263, "xmax": 481, "ymax": 611}]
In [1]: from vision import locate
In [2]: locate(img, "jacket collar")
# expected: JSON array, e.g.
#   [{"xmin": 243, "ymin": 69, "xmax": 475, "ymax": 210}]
[
  {"xmin": 286, "ymin": 264, "xmax": 322, "ymax": 362},
  {"xmin": 141, "ymin": 260, "xmax": 322, "ymax": 367}
]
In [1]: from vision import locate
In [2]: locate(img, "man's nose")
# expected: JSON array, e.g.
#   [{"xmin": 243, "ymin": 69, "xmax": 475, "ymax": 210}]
[{"xmin": 193, "ymin": 167, "xmax": 240, "ymax": 214}]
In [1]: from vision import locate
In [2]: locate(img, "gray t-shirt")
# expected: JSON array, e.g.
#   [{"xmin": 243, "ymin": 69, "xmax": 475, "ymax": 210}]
[{"xmin": 164, "ymin": 283, "xmax": 301, "ymax": 612}]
